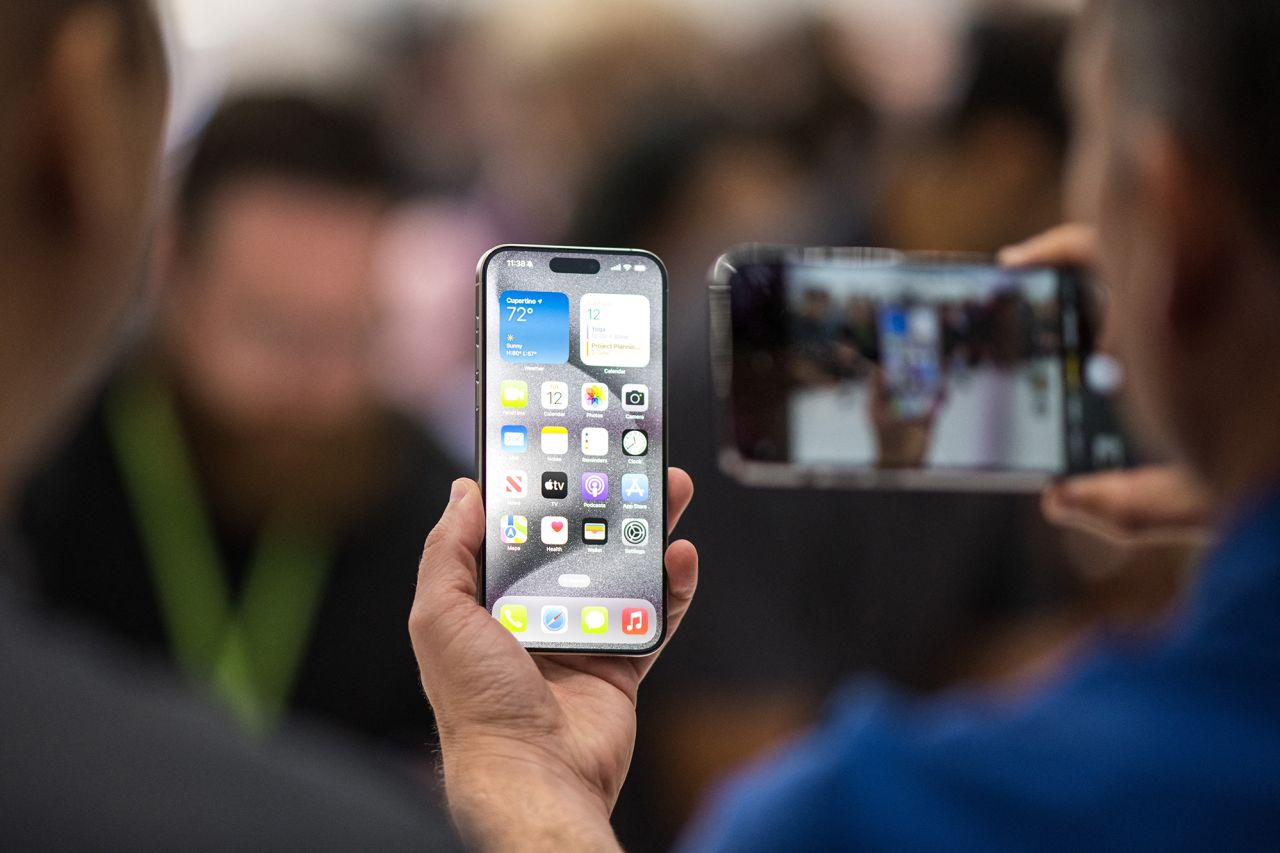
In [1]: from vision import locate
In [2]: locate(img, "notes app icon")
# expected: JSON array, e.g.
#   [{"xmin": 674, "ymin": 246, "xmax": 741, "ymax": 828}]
[{"xmin": 541, "ymin": 426, "xmax": 569, "ymax": 456}]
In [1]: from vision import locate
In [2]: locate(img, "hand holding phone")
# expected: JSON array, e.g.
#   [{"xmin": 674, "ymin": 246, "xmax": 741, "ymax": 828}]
[{"xmin": 409, "ymin": 474, "xmax": 698, "ymax": 849}]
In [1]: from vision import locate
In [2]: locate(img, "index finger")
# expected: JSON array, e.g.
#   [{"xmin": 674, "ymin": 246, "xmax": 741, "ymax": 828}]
[{"xmin": 999, "ymin": 224, "xmax": 1098, "ymax": 269}]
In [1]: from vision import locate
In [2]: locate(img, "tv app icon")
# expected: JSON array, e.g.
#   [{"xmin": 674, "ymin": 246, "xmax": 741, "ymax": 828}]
[
  {"xmin": 541, "ymin": 605, "xmax": 568, "ymax": 634},
  {"xmin": 541, "ymin": 471, "xmax": 568, "ymax": 499}
]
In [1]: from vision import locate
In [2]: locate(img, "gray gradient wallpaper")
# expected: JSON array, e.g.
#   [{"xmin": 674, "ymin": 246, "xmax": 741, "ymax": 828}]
[{"xmin": 481, "ymin": 247, "xmax": 666, "ymax": 652}]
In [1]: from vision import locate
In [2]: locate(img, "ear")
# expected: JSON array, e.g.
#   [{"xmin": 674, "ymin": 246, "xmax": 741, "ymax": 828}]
[
  {"xmin": 26, "ymin": 4, "xmax": 152, "ymax": 259},
  {"xmin": 1141, "ymin": 129, "xmax": 1238, "ymax": 340}
]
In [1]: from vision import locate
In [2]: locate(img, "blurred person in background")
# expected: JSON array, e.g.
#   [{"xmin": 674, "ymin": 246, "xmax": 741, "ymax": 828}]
[
  {"xmin": 411, "ymin": 0, "xmax": 1280, "ymax": 847},
  {"xmin": 0, "ymin": 1, "xmax": 457, "ymax": 847},
  {"xmin": 875, "ymin": 11, "xmax": 1071, "ymax": 253},
  {"xmin": 557, "ymin": 12, "xmax": 1092, "ymax": 847},
  {"xmin": 18, "ymin": 90, "xmax": 462, "ymax": 746}
]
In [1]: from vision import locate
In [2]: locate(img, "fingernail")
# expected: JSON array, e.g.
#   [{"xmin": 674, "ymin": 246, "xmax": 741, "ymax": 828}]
[
  {"xmin": 449, "ymin": 480, "xmax": 469, "ymax": 504},
  {"xmin": 997, "ymin": 246, "xmax": 1023, "ymax": 266}
]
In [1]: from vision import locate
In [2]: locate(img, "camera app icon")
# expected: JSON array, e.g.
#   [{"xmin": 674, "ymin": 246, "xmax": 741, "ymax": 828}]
[{"xmin": 621, "ymin": 384, "xmax": 649, "ymax": 413}]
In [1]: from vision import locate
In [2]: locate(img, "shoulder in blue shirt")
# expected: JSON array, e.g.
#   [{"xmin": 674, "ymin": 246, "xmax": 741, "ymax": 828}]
[{"xmin": 681, "ymin": 491, "xmax": 1280, "ymax": 852}]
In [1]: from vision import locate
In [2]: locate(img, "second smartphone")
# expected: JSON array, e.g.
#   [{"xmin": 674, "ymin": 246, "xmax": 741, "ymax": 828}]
[
  {"xmin": 476, "ymin": 245, "xmax": 667, "ymax": 654},
  {"xmin": 711, "ymin": 245, "xmax": 1132, "ymax": 492}
]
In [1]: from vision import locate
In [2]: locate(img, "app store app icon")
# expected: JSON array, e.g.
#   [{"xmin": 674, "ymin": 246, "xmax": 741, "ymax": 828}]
[{"xmin": 621, "ymin": 473, "xmax": 648, "ymax": 502}]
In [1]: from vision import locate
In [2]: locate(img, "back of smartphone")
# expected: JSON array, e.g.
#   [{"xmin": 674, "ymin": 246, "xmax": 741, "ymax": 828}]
[
  {"xmin": 710, "ymin": 246, "xmax": 1132, "ymax": 492},
  {"xmin": 477, "ymin": 246, "xmax": 667, "ymax": 654}
]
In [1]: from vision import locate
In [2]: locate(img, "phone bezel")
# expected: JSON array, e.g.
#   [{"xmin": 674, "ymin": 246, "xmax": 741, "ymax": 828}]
[
  {"xmin": 708, "ymin": 243, "xmax": 1087, "ymax": 494},
  {"xmin": 476, "ymin": 244, "xmax": 669, "ymax": 656}
]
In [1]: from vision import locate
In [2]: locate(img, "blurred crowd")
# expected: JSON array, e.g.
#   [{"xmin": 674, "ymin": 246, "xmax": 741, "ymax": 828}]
[
  {"xmin": 790, "ymin": 284, "xmax": 1060, "ymax": 386},
  {"xmin": 12, "ymin": 1, "xmax": 1193, "ymax": 850}
]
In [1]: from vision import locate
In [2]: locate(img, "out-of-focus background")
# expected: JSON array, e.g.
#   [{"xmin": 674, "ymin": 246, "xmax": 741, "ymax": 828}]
[{"xmin": 19, "ymin": 0, "xmax": 1196, "ymax": 849}]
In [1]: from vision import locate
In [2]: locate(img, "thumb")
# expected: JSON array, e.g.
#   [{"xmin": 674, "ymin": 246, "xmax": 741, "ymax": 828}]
[{"xmin": 417, "ymin": 479, "xmax": 486, "ymax": 604}]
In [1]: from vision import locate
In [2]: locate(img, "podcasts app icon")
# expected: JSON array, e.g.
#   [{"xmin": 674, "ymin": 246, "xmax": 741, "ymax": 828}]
[{"xmin": 581, "ymin": 472, "xmax": 609, "ymax": 502}]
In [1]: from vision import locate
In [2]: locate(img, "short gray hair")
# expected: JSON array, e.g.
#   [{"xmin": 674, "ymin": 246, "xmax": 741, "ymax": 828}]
[{"xmin": 1091, "ymin": 0, "xmax": 1280, "ymax": 247}]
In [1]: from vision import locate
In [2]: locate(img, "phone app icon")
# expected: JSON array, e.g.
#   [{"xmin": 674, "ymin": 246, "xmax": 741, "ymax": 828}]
[
  {"xmin": 499, "ymin": 514, "xmax": 528, "ymax": 545},
  {"xmin": 541, "ymin": 425, "xmax": 569, "ymax": 455},
  {"xmin": 582, "ymin": 427, "xmax": 608, "ymax": 456},
  {"xmin": 541, "ymin": 605, "xmax": 568, "ymax": 634},
  {"xmin": 541, "ymin": 381, "xmax": 569, "ymax": 410},
  {"xmin": 541, "ymin": 471, "xmax": 568, "ymax": 499},
  {"xmin": 621, "ymin": 473, "xmax": 649, "ymax": 502},
  {"xmin": 622, "ymin": 429, "xmax": 649, "ymax": 457},
  {"xmin": 500, "ymin": 380, "xmax": 528, "ymax": 409},
  {"xmin": 621, "ymin": 518, "xmax": 649, "ymax": 547},
  {"xmin": 499, "ymin": 604, "xmax": 528, "ymax": 633},
  {"xmin": 581, "ymin": 472, "xmax": 609, "ymax": 502},
  {"xmin": 541, "ymin": 516, "xmax": 569, "ymax": 546},
  {"xmin": 502, "ymin": 471, "xmax": 527, "ymax": 497},
  {"xmin": 581, "ymin": 382, "xmax": 609, "ymax": 411},
  {"xmin": 582, "ymin": 518, "xmax": 608, "ymax": 544},
  {"xmin": 621, "ymin": 384, "xmax": 649, "ymax": 413},
  {"xmin": 501, "ymin": 425, "xmax": 528, "ymax": 453},
  {"xmin": 582, "ymin": 606, "xmax": 609, "ymax": 635},
  {"xmin": 622, "ymin": 608, "xmax": 648, "ymax": 636}
]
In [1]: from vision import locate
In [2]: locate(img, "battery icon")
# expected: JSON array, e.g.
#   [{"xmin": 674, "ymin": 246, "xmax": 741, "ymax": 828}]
[{"xmin": 634, "ymin": 264, "xmax": 647, "ymax": 272}]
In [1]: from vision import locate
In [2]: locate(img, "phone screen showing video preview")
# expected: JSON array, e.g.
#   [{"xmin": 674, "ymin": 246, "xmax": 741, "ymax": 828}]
[{"xmin": 780, "ymin": 264, "xmax": 1073, "ymax": 472}]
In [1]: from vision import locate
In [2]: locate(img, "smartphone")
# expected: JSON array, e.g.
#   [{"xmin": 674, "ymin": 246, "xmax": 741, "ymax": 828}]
[
  {"xmin": 709, "ymin": 245, "xmax": 1132, "ymax": 492},
  {"xmin": 476, "ymin": 245, "xmax": 667, "ymax": 654},
  {"xmin": 878, "ymin": 303, "xmax": 943, "ymax": 421}
]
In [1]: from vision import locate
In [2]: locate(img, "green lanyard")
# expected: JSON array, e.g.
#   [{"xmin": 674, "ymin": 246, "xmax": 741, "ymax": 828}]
[{"xmin": 105, "ymin": 372, "xmax": 333, "ymax": 733}]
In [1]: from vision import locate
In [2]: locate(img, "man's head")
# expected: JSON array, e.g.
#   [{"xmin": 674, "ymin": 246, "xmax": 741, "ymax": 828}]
[
  {"xmin": 1068, "ymin": 0, "xmax": 1280, "ymax": 499},
  {"xmin": 0, "ymin": 0, "xmax": 167, "ymax": 499},
  {"xmin": 158, "ymin": 94, "xmax": 400, "ymax": 441}
]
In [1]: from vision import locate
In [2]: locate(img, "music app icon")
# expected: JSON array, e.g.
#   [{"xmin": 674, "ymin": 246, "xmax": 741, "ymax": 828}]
[{"xmin": 621, "ymin": 607, "xmax": 648, "ymax": 636}]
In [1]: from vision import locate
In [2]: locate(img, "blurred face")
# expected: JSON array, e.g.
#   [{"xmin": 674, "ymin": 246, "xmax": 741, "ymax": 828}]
[
  {"xmin": 0, "ymin": 1, "xmax": 168, "ymax": 487},
  {"xmin": 1065, "ymin": 17, "xmax": 1180, "ymax": 458},
  {"xmin": 166, "ymin": 180, "xmax": 388, "ymax": 438}
]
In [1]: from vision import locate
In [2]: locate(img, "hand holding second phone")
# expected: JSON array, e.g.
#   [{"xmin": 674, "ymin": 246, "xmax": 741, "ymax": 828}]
[
  {"xmin": 409, "ymin": 470, "xmax": 698, "ymax": 852},
  {"xmin": 1001, "ymin": 225, "xmax": 1214, "ymax": 557}
]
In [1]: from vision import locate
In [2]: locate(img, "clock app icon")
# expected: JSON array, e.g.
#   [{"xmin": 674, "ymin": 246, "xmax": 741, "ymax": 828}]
[{"xmin": 622, "ymin": 429, "xmax": 649, "ymax": 457}]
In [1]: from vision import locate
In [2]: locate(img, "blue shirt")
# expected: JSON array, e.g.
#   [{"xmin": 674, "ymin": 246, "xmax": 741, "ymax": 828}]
[{"xmin": 682, "ymin": 491, "xmax": 1280, "ymax": 851}]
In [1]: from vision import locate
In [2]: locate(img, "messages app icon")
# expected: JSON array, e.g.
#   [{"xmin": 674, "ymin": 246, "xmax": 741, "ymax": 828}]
[
  {"xmin": 501, "ymin": 290, "xmax": 569, "ymax": 363},
  {"xmin": 582, "ymin": 606, "xmax": 609, "ymax": 635}
]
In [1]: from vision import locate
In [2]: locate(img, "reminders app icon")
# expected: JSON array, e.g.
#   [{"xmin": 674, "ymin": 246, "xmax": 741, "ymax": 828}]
[{"xmin": 501, "ymin": 425, "xmax": 528, "ymax": 453}]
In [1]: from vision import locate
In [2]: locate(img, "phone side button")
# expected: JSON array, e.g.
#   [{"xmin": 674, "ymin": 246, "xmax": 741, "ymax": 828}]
[{"xmin": 558, "ymin": 574, "xmax": 590, "ymax": 589}]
